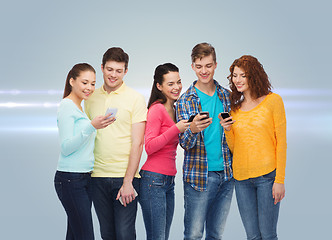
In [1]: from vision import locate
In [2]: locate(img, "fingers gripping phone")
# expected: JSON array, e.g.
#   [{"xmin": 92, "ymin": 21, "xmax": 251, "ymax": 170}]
[
  {"xmin": 200, "ymin": 111, "xmax": 209, "ymax": 120},
  {"xmin": 188, "ymin": 112, "xmax": 209, "ymax": 122},
  {"xmin": 220, "ymin": 112, "xmax": 232, "ymax": 122},
  {"xmin": 105, "ymin": 107, "xmax": 118, "ymax": 119},
  {"xmin": 119, "ymin": 189, "xmax": 138, "ymax": 205}
]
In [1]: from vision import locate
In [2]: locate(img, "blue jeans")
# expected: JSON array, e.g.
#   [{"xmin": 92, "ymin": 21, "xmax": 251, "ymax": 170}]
[
  {"xmin": 235, "ymin": 170, "xmax": 280, "ymax": 240},
  {"xmin": 139, "ymin": 170, "xmax": 175, "ymax": 240},
  {"xmin": 91, "ymin": 177, "xmax": 140, "ymax": 240},
  {"xmin": 184, "ymin": 171, "xmax": 234, "ymax": 240},
  {"xmin": 54, "ymin": 171, "xmax": 94, "ymax": 240}
]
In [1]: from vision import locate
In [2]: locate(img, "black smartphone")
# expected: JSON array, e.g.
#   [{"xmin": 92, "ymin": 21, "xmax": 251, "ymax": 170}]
[
  {"xmin": 220, "ymin": 112, "xmax": 232, "ymax": 122},
  {"xmin": 188, "ymin": 114, "xmax": 197, "ymax": 122},
  {"xmin": 200, "ymin": 111, "xmax": 210, "ymax": 120}
]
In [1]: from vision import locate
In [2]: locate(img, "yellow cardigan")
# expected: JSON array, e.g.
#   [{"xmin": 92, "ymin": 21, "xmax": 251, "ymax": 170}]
[{"xmin": 225, "ymin": 93, "xmax": 287, "ymax": 184}]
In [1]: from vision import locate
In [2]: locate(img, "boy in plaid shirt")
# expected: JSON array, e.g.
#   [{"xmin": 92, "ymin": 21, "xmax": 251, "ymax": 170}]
[{"xmin": 176, "ymin": 43, "xmax": 234, "ymax": 240}]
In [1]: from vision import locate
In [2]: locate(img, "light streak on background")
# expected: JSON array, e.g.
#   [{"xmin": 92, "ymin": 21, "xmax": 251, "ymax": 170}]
[
  {"xmin": 0, "ymin": 88, "xmax": 331, "ymax": 96},
  {"xmin": 0, "ymin": 102, "xmax": 59, "ymax": 108},
  {"xmin": 0, "ymin": 99, "xmax": 330, "ymax": 110},
  {"xmin": 0, "ymin": 90, "xmax": 62, "ymax": 95},
  {"xmin": 0, "ymin": 87, "xmax": 331, "ymax": 133}
]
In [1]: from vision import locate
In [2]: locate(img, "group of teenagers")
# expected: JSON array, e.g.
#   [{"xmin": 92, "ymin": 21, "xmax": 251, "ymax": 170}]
[{"xmin": 54, "ymin": 42, "xmax": 287, "ymax": 240}]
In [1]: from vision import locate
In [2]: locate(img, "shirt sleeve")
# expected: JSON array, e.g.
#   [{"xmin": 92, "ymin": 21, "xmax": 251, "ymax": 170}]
[
  {"xmin": 273, "ymin": 94, "xmax": 287, "ymax": 184},
  {"xmin": 132, "ymin": 93, "xmax": 147, "ymax": 124},
  {"xmin": 145, "ymin": 104, "xmax": 180, "ymax": 155},
  {"xmin": 57, "ymin": 103, "xmax": 96, "ymax": 156},
  {"xmin": 175, "ymin": 97, "xmax": 198, "ymax": 150},
  {"xmin": 224, "ymin": 128, "xmax": 235, "ymax": 153}
]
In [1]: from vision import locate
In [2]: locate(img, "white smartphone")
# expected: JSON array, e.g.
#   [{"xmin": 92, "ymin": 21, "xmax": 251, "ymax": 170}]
[
  {"xmin": 105, "ymin": 107, "xmax": 118, "ymax": 119},
  {"xmin": 119, "ymin": 189, "xmax": 138, "ymax": 205}
]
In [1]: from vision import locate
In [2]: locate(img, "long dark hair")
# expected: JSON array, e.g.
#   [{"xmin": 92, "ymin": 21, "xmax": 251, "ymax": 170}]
[
  {"xmin": 147, "ymin": 63, "xmax": 179, "ymax": 109},
  {"xmin": 227, "ymin": 55, "xmax": 271, "ymax": 110},
  {"xmin": 63, "ymin": 63, "xmax": 96, "ymax": 98}
]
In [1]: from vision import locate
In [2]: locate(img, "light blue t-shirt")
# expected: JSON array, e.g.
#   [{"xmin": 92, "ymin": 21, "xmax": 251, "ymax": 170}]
[
  {"xmin": 57, "ymin": 99, "xmax": 96, "ymax": 172},
  {"xmin": 196, "ymin": 87, "xmax": 224, "ymax": 171}
]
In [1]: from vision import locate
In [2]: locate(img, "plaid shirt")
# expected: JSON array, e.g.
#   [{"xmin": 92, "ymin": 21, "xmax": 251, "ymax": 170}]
[{"xmin": 176, "ymin": 80, "xmax": 233, "ymax": 191}]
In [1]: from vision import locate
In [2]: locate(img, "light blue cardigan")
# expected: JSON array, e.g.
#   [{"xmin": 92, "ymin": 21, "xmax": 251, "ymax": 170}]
[{"xmin": 56, "ymin": 99, "xmax": 96, "ymax": 172}]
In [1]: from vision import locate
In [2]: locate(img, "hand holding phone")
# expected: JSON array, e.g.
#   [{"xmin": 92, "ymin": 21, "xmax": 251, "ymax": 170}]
[
  {"xmin": 105, "ymin": 107, "xmax": 118, "ymax": 119},
  {"xmin": 219, "ymin": 112, "xmax": 234, "ymax": 131},
  {"xmin": 188, "ymin": 112, "xmax": 210, "ymax": 122},
  {"xmin": 187, "ymin": 111, "xmax": 212, "ymax": 134},
  {"xmin": 119, "ymin": 188, "xmax": 138, "ymax": 205},
  {"xmin": 199, "ymin": 111, "xmax": 210, "ymax": 120},
  {"xmin": 220, "ymin": 112, "xmax": 232, "ymax": 122}
]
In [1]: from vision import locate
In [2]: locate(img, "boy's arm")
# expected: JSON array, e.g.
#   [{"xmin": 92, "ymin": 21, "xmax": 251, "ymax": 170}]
[
  {"xmin": 176, "ymin": 99, "xmax": 199, "ymax": 150},
  {"xmin": 116, "ymin": 121, "xmax": 145, "ymax": 207}
]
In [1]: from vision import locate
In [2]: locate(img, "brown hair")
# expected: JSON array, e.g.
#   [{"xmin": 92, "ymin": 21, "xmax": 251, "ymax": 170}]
[
  {"xmin": 63, "ymin": 63, "xmax": 96, "ymax": 98},
  {"xmin": 102, "ymin": 47, "xmax": 129, "ymax": 70},
  {"xmin": 227, "ymin": 55, "xmax": 271, "ymax": 110},
  {"xmin": 191, "ymin": 42, "xmax": 216, "ymax": 63}
]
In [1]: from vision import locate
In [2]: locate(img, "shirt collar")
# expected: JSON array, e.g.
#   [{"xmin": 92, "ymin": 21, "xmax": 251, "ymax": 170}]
[
  {"xmin": 101, "ymin": 82, "xmax": 127, "ymax": 95},
  {"xmin": 187, "ymin": 80, "xmax": 221, "ymax": 97}
]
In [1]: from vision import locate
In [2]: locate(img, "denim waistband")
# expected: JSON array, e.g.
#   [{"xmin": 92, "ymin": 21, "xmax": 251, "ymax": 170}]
[
  {"xmin": 140, "ymin": 170, "xmax": 175, "ymax": 179},
  {"xmin": 209, "ymin": 170, "xmax": 225, "ymax": 173},
  {"xmin": 56, "ymin": 170, "xmax": 92, "ymax": 175}
]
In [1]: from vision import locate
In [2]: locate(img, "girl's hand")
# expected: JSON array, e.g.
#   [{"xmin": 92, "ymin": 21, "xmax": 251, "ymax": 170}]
[
  {"xmin": 272, "ymin": 182, "xmax": 285, "ymax": 205},
  {"xmin": 91, "ymin": 114, "xmax": 115, "ymax": 129},
  {"xmin": 218, "ymin": 113, "xmax": 235, "ymax": 131},
  {"xmin": 176, "ymin": 120, "xmax": 191, "ymax": 133}
]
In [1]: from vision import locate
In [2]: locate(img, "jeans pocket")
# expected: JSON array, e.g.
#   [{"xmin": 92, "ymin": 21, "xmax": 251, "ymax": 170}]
[{"xmin": 150, "ymin": 177, "xmax": 165, "ymax": 187}]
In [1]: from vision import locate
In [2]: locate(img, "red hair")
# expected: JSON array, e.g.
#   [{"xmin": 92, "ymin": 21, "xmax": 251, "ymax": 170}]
[{"xmin": 227, "ymin": 55, "xmax": 271, "ymax": 110}]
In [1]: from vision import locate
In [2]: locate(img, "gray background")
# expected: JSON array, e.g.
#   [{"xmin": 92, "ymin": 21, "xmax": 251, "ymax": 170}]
[{"xmin": 1, "ymin": 0, "xmax": 331, "ymax": 239}]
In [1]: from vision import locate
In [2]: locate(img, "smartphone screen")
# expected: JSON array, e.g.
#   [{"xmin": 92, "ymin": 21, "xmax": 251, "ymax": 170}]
[
  {"xmin": 105, "ymin": 108, "xmax": 118, "ymax": 119},
  {"xmin": 220, "ymin": 112, "xmax": 231, "ymax": 122}
]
